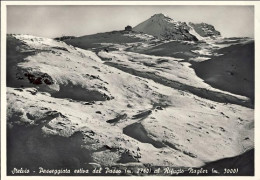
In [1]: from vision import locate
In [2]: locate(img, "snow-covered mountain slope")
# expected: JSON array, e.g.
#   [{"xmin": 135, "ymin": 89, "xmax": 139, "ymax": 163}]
[
  {"xmin": 133, "ymin": 13, "xmax": 221, "ymax": 41},
  {"xmin": 97, "ymin": 50, "xmax": 253, "ymax": 109},
  {"xmin": 7, "ymin": 34, "xmax": 112, "ymax": 101},
  {"xmin": 64, "ymin": 30, "xmax": 157, "ymax": 51},
  {"xmin": 7, "ymin": 34, "xmax": 254, "ymax": 173},
  {"xmin": 192, "ymin": 40, "xmax": 255, "ymax": 100}
]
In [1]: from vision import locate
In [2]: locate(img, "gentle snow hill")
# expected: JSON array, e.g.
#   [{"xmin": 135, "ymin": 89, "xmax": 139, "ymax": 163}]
[
  {"xmin": 6, "ymin": 34, "xmax": 254, "ymax": 173},
  {"xmin": 192, "ymin": 41, "xmax": 255, "ymax": 100},
  {"xmin": 64, "ymin": 30, "xmax": 156, "ymax": 51},
  {"xmin": 126, "ymin": 40, "xmax": 200, "ymax": 60}
]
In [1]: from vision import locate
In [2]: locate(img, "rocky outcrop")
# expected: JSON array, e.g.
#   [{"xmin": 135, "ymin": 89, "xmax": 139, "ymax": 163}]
[
  {"xmin": 124, "ymin": 25, "xmax": 132, "ymax": 31},
  {"xmin": 189, "ymin": 22, "xmax": 221, "ymax": 38},
  {"xmin": 54, "ymin": 36, "xmax": 76, "ymax": 41}
]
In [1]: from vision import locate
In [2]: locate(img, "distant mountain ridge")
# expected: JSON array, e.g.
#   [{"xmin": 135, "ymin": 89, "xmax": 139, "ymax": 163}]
[
  {"xmin": 64, "ymin": 13, "xmax": 223, "ymax": 50},
  {"xmin": 133, "ymin": 13, "xmax": 221, "ymax": 41}
]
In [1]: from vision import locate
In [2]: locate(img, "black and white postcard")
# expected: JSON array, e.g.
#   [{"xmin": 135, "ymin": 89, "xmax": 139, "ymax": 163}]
[{"xmin": 1, "ymin": 1, "xmax": 259, "ymax": 179}]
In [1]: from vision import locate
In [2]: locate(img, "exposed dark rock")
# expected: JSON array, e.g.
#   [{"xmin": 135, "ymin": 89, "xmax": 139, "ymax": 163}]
[
  {"xmin": 14, "ymin": 88, "xmax": 23, "ymax": 92},
  {"xmin": 116, "ymin": 151, "xmax": 138, "ymax": 164},
  {"xmin": 26, "ymin": 88, "xmax": 38, "ymax": 95},
  {"xmin": 54, "ymin": 36, "xmax": 76, "ymax": 41},
  {"xmin": 23, "ymin": 71, "xmax": 54, "ymax": 85},
  {"xmin": 183, "ymin": 150, "xmax": 197, "ymax": 158},
  {"xmin": 201, "ymin": 149, "xmax": 254, "ymax": 176},
  {"xmin": 51, "ymin": 83, "xmax": 110, "ymax": 102},
  {"xmin": 123, "ymin": 123, "xmax": 165, "ymax": 148},
  {"xmin": 83, "ymin": 101, "xmax": 94, "ymax": 105},
  {"xmin": 189, "ymin": 22, "xmax": 221, "ymax": 38},
  {"xmin": 132, "ymin": 110, "xmax": 152, "ymax": 119},
  {"xmin": 125, "ymin": 25, "xmax": 132, "ymax": 31},
  {"xmin": 106, "ymin": 114, "xmax": 127, "ymax": 124},
  {"xmin": 155, "ymin": 106, "xmax": 163, "ymax": 110}
]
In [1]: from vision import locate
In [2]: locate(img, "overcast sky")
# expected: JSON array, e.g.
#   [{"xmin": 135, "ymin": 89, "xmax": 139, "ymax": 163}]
[{"xmin": 7, "ymin": 5, "xmax": 254, "ymax": 38}]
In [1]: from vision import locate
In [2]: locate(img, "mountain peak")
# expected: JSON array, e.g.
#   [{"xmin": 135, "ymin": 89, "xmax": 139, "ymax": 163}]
[
  {"xmin": 133, "ymin": 13, "xmax": 197, "ymax": 41},
  {"xmin": 152, "ymin": 13, "xmax": 168, "ymax": 17},
  {"xmin": 150, "ymin": 13, "xmax": 172, "ymax": 21},
  {"xmin": 133, "ymin": 14, "xmax": 221, "ymax": 41}
]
